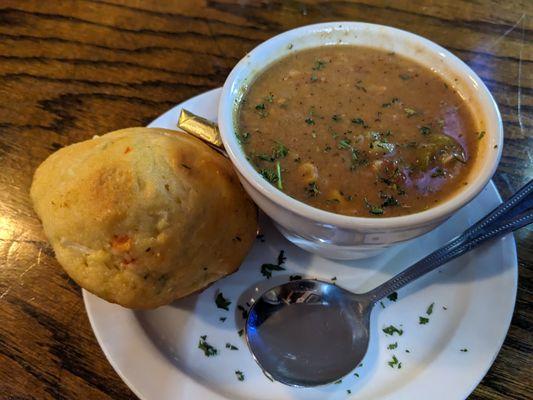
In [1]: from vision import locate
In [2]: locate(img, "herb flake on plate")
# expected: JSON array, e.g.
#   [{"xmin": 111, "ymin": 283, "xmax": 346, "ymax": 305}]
[
  {"xmin": 235, "ymin": 370, "xmax": 245, "ymax": 381},
  {"xmin": 198, "ymin": 335, "xmax": 218, "ymax": 357},
  {"xmin": 387, "ymin": 342, "xmax": 398, "ymax": 350},
  {"xmin": 215, "ymin": 291, "xmax": 231, "ymax": 311},
  {"xmin": 225, "ymin": 343, "xmax": 239, "ymax": 350},
  {"xmin": 260, "ymin": 250, "xmax": 287, "ymax": 279},
  {"xmin": 419, "ymin": 316, "xmax": 429, "ymax": 325},
  {"xmin": 387, "ymin": 292, "xmax": 398, "ymax": 302},
  {"xmin": 383, "ymin": 325, "xmax": 403, "ymax": 336}
]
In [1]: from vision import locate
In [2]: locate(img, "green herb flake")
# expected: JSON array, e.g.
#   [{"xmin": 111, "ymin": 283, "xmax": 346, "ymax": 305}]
[
  {"xmin": 334, "ymin": 379, "xmax": 342, "ymax": 384},
  {"xmin": 198, "ymin": 335, "xmax": 218, "ymax": 357},
  {"xmin": 364, "ymin": 198, "xmax": 384, "ymax": 215},
  {"xmin": 419, "ymin": 126, "xmax": 431, "ymax": 135},
  {"xmin": 388, "ymin": 355, "xmax": 401, "ymax": 368},
  {"xmin": 399, "ymin": 73, "xmax": 412, "ymax": 80},
  {"xmin": 255, "ymin": 103, "xmax": 267, "ymax": 117},
  {"xmin": 387, "ymin": 292, "xmax": 398, "ymax": 302},
  {"xmin": 405, "ymin": 349, "xmax": 411, "ymax": 353},
  {"xmin": 306, "ymin": 181, "xmax": 320, "ymax": 197},
  {"xmin": 289, "ymin": 275, "xmax": 302, "ymax": 281},
  {"xmin": 404, "ymin": 108, "xmax": 417, "ymax": 117},
  {"xmin": 380, "ymin": 301, "xmax": 386, "ymax": 309},
  {"xmin": 235, "ymin": 370, "xmax": 245, "ymax": 381},
  {"xmin": 354, "ymin": 372, "xmax": 360, "ymax": 378},
  {"xmin": 276, "ymin": 161, "xmax": 283, "ymax": 190},
  {"xmin": 460, "ymin": 348, "xmax": 468, "ymax": 352},
  {"xmin": 219, "ymin": 317, "xmax": 227, "ymax": 322},
  {"xmin": 347, "ymin": 389, "xmax": 352, "ymax": 394},
  {"xmin": 382, "ymin": 325, "xmax": 403, "ymax": 336},
  {"xmin": 215, "ymin": 291, "xmax": 231, "ymax": 311},
  {"xmin": 259, "ymin": 168, "xmax": 278, "ymax": 184},
  {"xmin": 477, "ymin": 131, "xmax": 486, "ymax": 140},
  {"xmin": 381, "ymin": 195, "xmax": 399, "ymax": 208},
  {"xmin": 351, "ymin": 117, "xmax": 366, "ymax": 126},
  {"xmin": 260, "ymin": 250, "xmax": 286, "ymax": 279},
  {"xmin": 419, "ymin": 316, "xmax": 429, "ymax": 325},
  {"xmin": 338, "ymin": 138, "xmax": 352, "ymax": 150},
  {"xmin": 426, "ymin": 302, "xmax": 435, "ymax": 315},
  {"xmin": 273, "ymin": 142, "xmax": 289, "ymax": 159},
  {"xmin": 305, "ymin": 117, "xmax": 315, "ymax": 125},
  {"xmin": 331, "ymin": 276, "xmax": 337, "ymax": 281},
  {"xmin": 225, "ymin": 343, "xmax": 239, "ymax": 350},
  {"xmin": 312, "ymin": 59, "xmax": 327, "ymax": 71},
  {"xmin": 236, "ymin": 131, "xmax": 250, "ymax": 144},
  {"xmin": 238, "ymin": 329, "xmax": 244, "ymax": 337},
  {"xmin": 387, "ymin": 342, "xmax": 398, "ymax": 350}
]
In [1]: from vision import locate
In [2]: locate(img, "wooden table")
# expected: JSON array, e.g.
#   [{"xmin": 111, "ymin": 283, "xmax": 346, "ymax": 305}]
[{"xmin": 0, "ymin": 1, "xmax": 531, "ymax": 399}]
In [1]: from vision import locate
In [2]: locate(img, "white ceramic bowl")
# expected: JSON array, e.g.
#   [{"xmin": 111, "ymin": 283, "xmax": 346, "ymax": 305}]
[{"xmin": 218, "ymin": 22, "xmax": 503, "ymax": 259}]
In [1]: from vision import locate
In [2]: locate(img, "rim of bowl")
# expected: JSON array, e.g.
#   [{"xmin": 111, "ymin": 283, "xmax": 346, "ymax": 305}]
[{"xmin": 218, "ymin": 22, "xmax": 503, "ymax": 230}]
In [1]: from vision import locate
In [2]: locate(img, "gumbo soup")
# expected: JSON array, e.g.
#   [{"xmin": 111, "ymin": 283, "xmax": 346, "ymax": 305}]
[{"xmin": 237, "ymin": 46, "xmax": 482, "ymax": 217}]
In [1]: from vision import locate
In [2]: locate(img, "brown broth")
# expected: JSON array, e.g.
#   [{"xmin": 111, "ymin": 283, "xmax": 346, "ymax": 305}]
[{"xmin": 237, "ymin": 46, "xmax": 481, "ymax": 217}]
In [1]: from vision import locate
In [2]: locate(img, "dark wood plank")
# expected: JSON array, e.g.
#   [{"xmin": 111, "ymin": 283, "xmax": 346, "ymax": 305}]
[{"xmin": 0, "ymin": 0, "xmax": 531, "ymax": 399}]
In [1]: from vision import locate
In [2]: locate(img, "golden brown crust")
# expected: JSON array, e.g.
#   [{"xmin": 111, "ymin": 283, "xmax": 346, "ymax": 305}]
[{"xmin": 30, "ymin": 127, "xmax": 257, "ymax": 308}]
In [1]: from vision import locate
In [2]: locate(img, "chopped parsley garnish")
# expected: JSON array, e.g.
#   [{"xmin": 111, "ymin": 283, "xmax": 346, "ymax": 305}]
[
  {"xmin": 387, "ymin": 342, "xmax": 398, "ymax": 350},
  {"xmin": 382, "ymin": 325, "xmax": 403, "ymax": 336},
  {"xmin": 306, "ymin": 181, "xmax": 320, "ymax": 197},
  {"xmin": 289, "ymin": 275, "xmax": 302, "ymax": 281},
  {"xmin": 312, "ymin": 59, "xmax": 327, "ymax": 70},
  {"xmin": 380, "ymin": 301, "xmax": 385, "ymax": 309},
  {"xmin": 382, "ymin": 97, "xmax": 400, "ymax": 108},
  {"xmin": 426, "ymin": 302, "xmax": 435, "ymax": 315},
  {"xmin": 255, "ymin": 103, "xmax": 267, "ymax": 117},
  {"xmin": 259, "ymin": 168, "xmax": 278, "ymax": 184},
  {"xmin": 388, "ymin": 355, "xmax": 401, "ymax": 368},
  {"xmin": 347, "ymin": 389, "xmax": 352, "ymax": 394},
  {"xmin": 355, "ymin": 80, "xmax": 367, "ymax": 92},
  {"xmin": 225, "ymin": 343, "xmax": 239, "ymax": 350},
  {"xmin": 236, "ymin": 131, "xmax": 250, "ymax": 144},
  {"xmin": 477, "ymin": 131, "xmax": 486, "ymax": 140},
  {"xmin": 405, "ymin": 349, "xmax": 410, "ymax": 353},
  {"xmin": 351, "ymin": 117, "xmax": 367, "ymax": 127},
  {"xmin": 338, "ymin": 138, "xmax": 352, "ymax": 149},
  {"xmin": 364, "ymin": 198, "xmax": 384, "ymax": 215},
  {"xmin": 404, "ymin": 107, "xmax": 417, "ymax": 117},
  {"xmin": 235, "ymin": 370, "xmax": 245, "ymax": 381},
  {"xmin": 198, "ymin": 335, "xmax": 218, "ymax": 357},
  {"xmin": 460, "ymin": 348, "xmax": 468, "ymax": 352},
  {"xmin": 332, "ymin": 114, "xmax": 341, "ymax": 122},
  {"xmin": 237, "ymin": 304, "xmax": 249, "ymax": 319},
  {"xmin": 399, "ymin": 73, "xmax": 412, "ymax": 80},
  {"xmin": 419, "ymin": 126, "xmax": 431, "ymax": 135},
  {"xmin": 215, "ymin": 291, "xmax": 231, "ymax": 311},
  {"xmin": 273, "ymin": 141, "xmax": 289, "ymax": 159},
  {"xmin": 331, "ymin": 276, "xmax": 337, "ymax": 281},
  {"xmin": 238, "ymin": 329, "xmax": 244, "ymax": 337},
  {"xmin": 276, "ymin": 161, "xmax": 283, "ymax": 190},
  {"xmin": 387, "ymin": 292, "xmax": 398, "ymax": 302},
  {"xmin": 305, "ymin": 117, "xmax": 315, "ymax": 125},
  {"xmin": 419, "ymin": 316, "xmax": 429, "ymax": 325},
  {"xmin": 310, "ymin": 73, "xmax": 318, "ymax": 82},
  {"xmin": 381, "ymin": 195, "xmax": 399, "ymax": 208},
  {"xmin": 265, "ymin": 92, "xmax": 274, "ymax": 103},
  {"xmin": 219, "ymin": 317, "xmax": 226, "ymax": 322},
  {"xmin": 260, "ymin": 250, "xmax": 286, "ymax": 279}
]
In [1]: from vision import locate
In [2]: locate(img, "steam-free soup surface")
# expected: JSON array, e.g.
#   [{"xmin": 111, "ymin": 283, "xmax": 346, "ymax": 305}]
[{"xmin": 237, "ymin": 46, "xmax": 482, "ymax": 217}]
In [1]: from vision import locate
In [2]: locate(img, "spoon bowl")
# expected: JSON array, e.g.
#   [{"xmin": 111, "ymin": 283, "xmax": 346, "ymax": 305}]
[{"xmin": 246, "ymin": 279, "xmax": 371, "ymax": 387}]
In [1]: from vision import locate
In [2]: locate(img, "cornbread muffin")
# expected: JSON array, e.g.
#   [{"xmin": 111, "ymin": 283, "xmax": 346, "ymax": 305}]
[{"xmin": 30, "ymin": 127, "xmax": 257, "ymax": 308}]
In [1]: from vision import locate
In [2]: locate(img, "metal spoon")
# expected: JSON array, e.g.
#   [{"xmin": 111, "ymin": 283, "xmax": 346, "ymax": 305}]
[{"xmin": 245, "ymin": 179, "xmax": 533, "ymax": 387}]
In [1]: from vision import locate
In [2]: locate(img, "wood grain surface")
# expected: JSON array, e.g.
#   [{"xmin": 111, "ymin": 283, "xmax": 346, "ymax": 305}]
[{"xmin": 0, "ymin": 1, "xmax": 531, "ymax": 399}]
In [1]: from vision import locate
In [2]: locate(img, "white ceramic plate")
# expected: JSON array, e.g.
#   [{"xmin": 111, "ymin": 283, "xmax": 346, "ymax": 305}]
[{"xmin": 83, "ymin": 88, "xmax": 517, "ymax": 400}]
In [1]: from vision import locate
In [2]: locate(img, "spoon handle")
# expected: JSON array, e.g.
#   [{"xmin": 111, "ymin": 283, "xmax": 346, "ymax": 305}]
[{"xmin": 367, "ymin": 179, "xmax": 533, "ymax": 303}]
